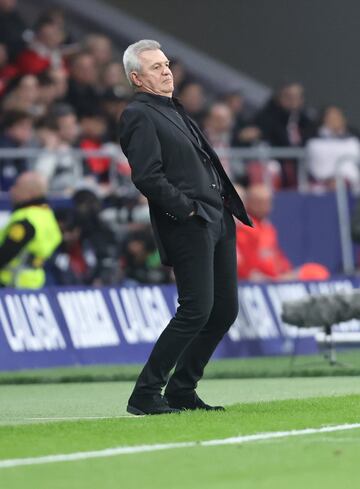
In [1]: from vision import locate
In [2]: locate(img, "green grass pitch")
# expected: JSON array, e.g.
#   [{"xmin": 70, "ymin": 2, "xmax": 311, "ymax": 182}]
[
  {"xmin": 0, "ymin": 375, "xmax": 360, "ymax": 489},
  {"xmin": 2, "ymin": 350, "xmax": 360, "ymax": 384}
]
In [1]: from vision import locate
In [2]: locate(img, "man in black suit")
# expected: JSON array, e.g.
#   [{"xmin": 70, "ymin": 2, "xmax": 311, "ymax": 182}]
[{"xmin": 118, "ymin": 40, "xmax": 252, "ymax": 415}]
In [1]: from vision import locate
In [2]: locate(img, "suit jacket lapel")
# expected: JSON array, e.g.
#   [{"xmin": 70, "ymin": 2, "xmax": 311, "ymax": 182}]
[
  {"xmin": 151, "ymin": 103, "xmax": 233, "ymax": 191},
  {"xmin": 145, "ymin": 103, "xmax": 209, "ymax": 158}
]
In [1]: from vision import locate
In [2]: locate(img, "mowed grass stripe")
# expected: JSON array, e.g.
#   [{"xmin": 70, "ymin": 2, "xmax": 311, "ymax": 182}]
[
  {"xmin": 0, "ymin": 394, "xmax": 360, "ymax": 461},
  {"xmin": 2, "ymin": 350, "xmax": 360, "ymax": 385},
  {"xmin": 1, "ymin": 423, "xmax": 360, "ymax": 469},
  {"xmin": 2, "ymin": 377, "xmax": 360, "ymax": 425}
]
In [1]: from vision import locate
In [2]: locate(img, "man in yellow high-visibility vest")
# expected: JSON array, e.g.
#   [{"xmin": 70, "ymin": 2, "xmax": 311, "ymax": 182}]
[{"xmin": 0, "ymin": 171, "xmax": 62, "ymax": 289}]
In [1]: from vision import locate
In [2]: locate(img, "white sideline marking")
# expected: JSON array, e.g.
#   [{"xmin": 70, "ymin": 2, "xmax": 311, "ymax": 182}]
[
  {"xmin": 0, "ymin": 423, "xmax": 359, "ymax": 469},
  {"xmin": 1, "ymin": 416, "xmax": 142, "ymax": 426}
]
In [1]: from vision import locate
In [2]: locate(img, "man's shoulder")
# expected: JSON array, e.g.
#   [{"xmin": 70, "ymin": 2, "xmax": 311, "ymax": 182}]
[{"xmin": 119, "ymin": 99, "xmax": 152, "ymax": 125}]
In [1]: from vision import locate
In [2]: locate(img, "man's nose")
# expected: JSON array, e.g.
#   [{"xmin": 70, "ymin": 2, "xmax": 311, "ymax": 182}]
[{"xmin": 163, "ymin": 66, "xmax": 172, "ymax": 75}]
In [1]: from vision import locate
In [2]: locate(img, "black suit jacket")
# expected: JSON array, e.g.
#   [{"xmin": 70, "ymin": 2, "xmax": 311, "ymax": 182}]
[{"xmin": 118, "ymin": 92, "xmax": 252, "ymax": 265}]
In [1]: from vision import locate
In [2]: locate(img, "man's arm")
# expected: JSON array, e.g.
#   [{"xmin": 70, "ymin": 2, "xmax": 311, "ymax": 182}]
[
  {"xmin": 119, "ymin": 107, "xmax": 196, "ymax": 221},
  {"xmin": 0, "ymin": 220, "xmax": 35, "ymax": 269}
]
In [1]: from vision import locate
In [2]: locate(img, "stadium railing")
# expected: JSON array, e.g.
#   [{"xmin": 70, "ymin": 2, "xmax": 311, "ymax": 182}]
[{"xmin": 0, "ymin": 147, "xmax": 359, "ymax": 274}]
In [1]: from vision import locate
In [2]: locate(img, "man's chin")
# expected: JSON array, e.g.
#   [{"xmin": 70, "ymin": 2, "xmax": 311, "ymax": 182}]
[
  {"xmin": 163, "ymin": 81, "xmax": 174, "ymax": 90},
  {"xmin": 161, "ymin": 86, "xmax": 174, "ymax": 96}
]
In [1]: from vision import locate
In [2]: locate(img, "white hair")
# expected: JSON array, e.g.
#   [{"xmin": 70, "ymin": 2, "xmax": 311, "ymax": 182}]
[{"xmin": 123, "ymin": 39, "xmax": 161, "ymax": 87}]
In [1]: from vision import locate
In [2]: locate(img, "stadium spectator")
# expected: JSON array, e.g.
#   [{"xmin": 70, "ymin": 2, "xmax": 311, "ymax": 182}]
[
  {"xmin": 65, "ymin": 51, "xmax": 100, "ymax": 116},
  {"xmin": 236, "ymin": 184, "xmax": 329, "ymax": 281},
  {"xmin": 48, "ymin": 206, "xmax": 119, "ymax": 286},
  {"xmin": 33, "ymin": 104, "xmax": 83, "ymax": 194},
  {"xmin": 306, "ymin": 106, "xmax": 360, "ymax": 190},
  {"xmin": 71, "ymin": 187, "xmax": 119, "ymax": 285},
  {"xmin": 14, "ymin": 15, "xmax": 65, "ymax": 75},
  {"xmin": 221, "ymin": 89, "xmax": 263, "ymax": 148},
  {"xmin": 79, "ymin": 109, "xmax": 112, "ymax": 185},
  {"xmin": 0, "ymin": 110, "xmax": 33, "ymax": 191},
  {"xmin": 206, "ymin": 100, "xmax": 279, "ymax": 189},
  {"xmin": 0, "ymin": 171, "xmax": 62, "ymax": 288},
  {"xmin": 202, "ymin": 102, "xmax": 234, "ymax": 176},
  {"xmin": 256, "ymin": 82, "xmax": 314, "ymax": 147},
  {"xmin": 84, "ymin": 34, "xmax": 113, "ymax": 71},
  {"xmin": 100, "ymin": 86, "xmax": 130, "ymax": 142},
  {"xmin": 98, "ymin": 60, "xmax": 128, "ymax": 93},
  {"xmin": 98, "ymin": 190, "xmax": 146, "ymax": 263},
  {"xmin": 51, "ymin": 103, "xmax": 80, "ymax": 147},
  {"xmin": 222, "ymin": 90, "xmax": 245, "ymax": 120},
  {"xmin": 255, "ymin": 82, "xmax": 315, "ymax": 187},
  {"xmin": 46, "ymin": 209, "xmax": 85, "ymax": 285},
  {"xmin": 2, "ymin": 74, "xmax": 40, "ymax": 115},
  {"xmin": 0, "ymin": 0, "xmax": 27, "ymax": 62},
  {"xmin": 236, "ymin": 184, "xmax": 294, "ymax": 281},
  {"xmin": 222, "ymin": 92, "xmax": 281, "ymax": 187},
  {"xmin": 34, "ymin": 115, "xmax": 60, "ymax": 152},
  {"xmin": 121, "ymin": 227, "xmax": 173, "ymax": 284},
  {"xmin": 40, "ymin": 7, "xmax": 78, "ymax": 50},
  {"xmin": 178, "ymin": 79, "xmax": 206, "ymax": 124}
]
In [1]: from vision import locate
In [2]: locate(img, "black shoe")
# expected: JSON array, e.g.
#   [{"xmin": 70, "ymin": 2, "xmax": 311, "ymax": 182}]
[
  {"xmin": 127, "ymin": 393, "xmax": 181, "ymax": 416},
  {"xmin": 165, "ymin": 392, "xmax": 225, "ymax": 411}
]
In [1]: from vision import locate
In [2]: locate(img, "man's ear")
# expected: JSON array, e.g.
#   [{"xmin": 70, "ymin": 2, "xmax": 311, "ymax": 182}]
[{"xmin": 131, "ymin": 72, "xmax": 142, "ymax": 87}]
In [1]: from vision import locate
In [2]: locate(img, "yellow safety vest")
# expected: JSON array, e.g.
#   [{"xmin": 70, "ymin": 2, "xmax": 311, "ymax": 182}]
[{"xmin": 0, "ymin": 204, "xmax": 62, "ymax": 288}]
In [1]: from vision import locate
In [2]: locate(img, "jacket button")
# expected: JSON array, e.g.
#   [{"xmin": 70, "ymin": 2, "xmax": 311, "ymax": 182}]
[{"xmin": 210, "ymin": 183, "xmax": 216, "ymax": 189}]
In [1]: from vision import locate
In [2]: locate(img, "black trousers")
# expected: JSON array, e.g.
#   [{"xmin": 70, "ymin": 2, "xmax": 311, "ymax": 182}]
[{"xmin": 131, "ymin": 203, "xmax": 238, "ymax": 398}]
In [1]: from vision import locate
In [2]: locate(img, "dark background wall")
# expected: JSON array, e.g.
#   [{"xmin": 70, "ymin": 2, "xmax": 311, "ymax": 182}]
[{"xmin": 109, "ymin": 0, "xmax": 360, "ymax": 126}]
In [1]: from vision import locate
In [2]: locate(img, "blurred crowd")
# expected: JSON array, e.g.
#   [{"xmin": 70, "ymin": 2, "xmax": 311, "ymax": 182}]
[{"xmin": 0, "ymin": 0, "xmax": 358, "ymax": 287}]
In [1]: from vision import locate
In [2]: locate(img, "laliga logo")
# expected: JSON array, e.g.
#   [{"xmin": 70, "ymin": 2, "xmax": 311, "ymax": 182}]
[{"xmin": 0, "ymin": 293, "xmax": 66, "ymax": 352}]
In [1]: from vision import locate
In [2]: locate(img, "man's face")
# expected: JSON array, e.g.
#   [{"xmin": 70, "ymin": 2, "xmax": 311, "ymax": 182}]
[
  {"xmin": 71, "ymin": 55, "xmax": 97, "ymax": 85},
  {"xmin": 90, "ymin": 38, "xmax": 112, "ymax": 66},
  {"xmin": 57, "ymin": 114, "xmax": 79, "ymax": 144},
  {"xmin": 206, "ymin": 104, "xmax": 233, "ymax": 134},
  {"xmin": 132, "ymin": 49, "xmax": 174, "ymax": 97},
  {"xmin": 38, "ymin": 24, "xmax": 64, "ymax": 50},
  {"xmin": 8, "ymin": 119, "xmax": 33, "ymax": 145},
  {"xmin": 323, "ymin": 107, "xmax": 346, "ymax": 134},
  {"xmin": 278, "ymin": 84, "xmax": 304, "ymax": 112},
  {"xmin": 246, "ymin": 186, "xmax": 273, "ymax": 221},
  {"xmin": 179, "ymin": 83, "xmax": 204, "ymax": 113}
]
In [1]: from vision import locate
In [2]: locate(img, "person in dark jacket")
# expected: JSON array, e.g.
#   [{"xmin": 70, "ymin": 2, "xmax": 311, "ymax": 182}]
[
  {"xmin": 0, "ymin": 110, "xmax": 33, "ymax": 191},
  {"xmin": 255, "ymin": 82, "xmax": 315, "ymax": 187},
  {"xmin": 65, "ymin": 52, "xmax": 100, "ymax": 116},
  {"xmin": 255, "ymin": 82, "xmax": 314, "ymax": 147},
  {"xmin": 118, "ymin": 39, "xmax": 252, "ymax": 416}
]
